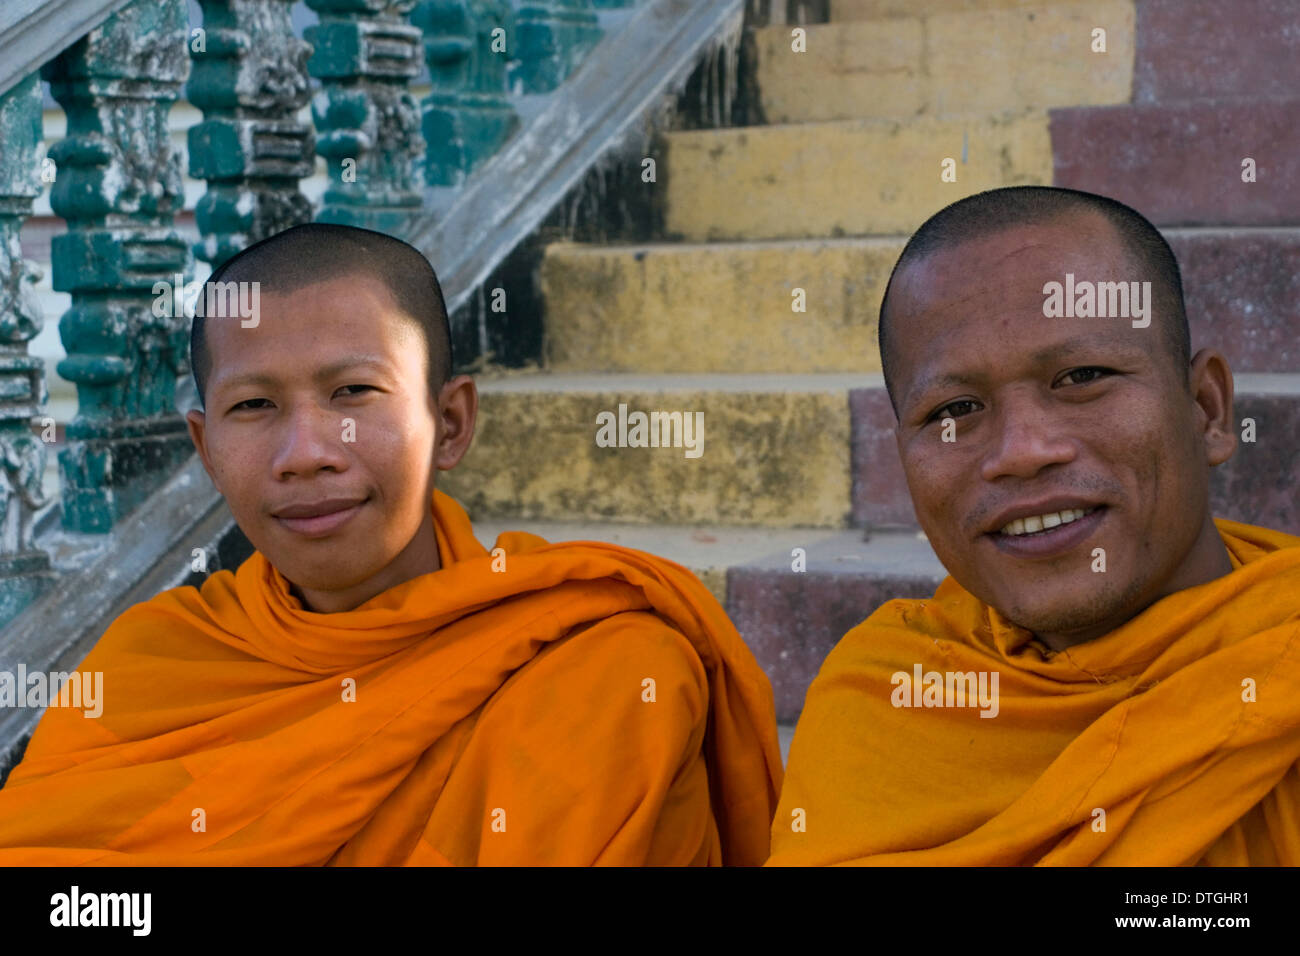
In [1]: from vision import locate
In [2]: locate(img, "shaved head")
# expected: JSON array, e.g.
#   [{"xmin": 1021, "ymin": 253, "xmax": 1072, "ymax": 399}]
[
  {"xmin": 878, "ymin": 186, "xmax": 1189, "ymax": 417},
  {"xmin": 191, "ymin": 223, "xmax": 452, "ymax": 410}
]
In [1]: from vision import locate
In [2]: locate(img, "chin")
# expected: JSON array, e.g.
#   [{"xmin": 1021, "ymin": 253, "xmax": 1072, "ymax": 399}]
[
  {"xmin": 280, "ymin": 563, "xmax": 370, "ymax": 592},
  {"xmin": 996, "ymin": 590, "xmax": 1123, "ymax": 639},
  {"xmin": 1006, "ymin": 607, "xmax": 1100, "ymax": 637}
]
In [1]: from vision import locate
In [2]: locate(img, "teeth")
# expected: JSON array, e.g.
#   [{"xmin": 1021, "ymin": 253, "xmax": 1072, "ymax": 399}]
[{"xmin": 1000, "ymin": 507, "xmax": 1094, "ymax": 536}]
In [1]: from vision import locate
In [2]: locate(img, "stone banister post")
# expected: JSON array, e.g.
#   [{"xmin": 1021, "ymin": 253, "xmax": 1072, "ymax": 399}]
[{"xmin": 42, "ymin": 0, "xmax": 195, "ymax": 534}]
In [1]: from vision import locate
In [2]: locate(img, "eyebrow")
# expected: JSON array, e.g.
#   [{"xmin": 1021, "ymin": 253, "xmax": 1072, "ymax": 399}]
[
  {"xmin": 900, "ymin": 368, "xmax": 985, "ymax": 415},
  {"xmin": 1028, "ymin": 336, "xmax": 1149, "ymax": 366},
  {"xmin": 212, "ymin": 356, "xmax": 395, "ymax": 394}
]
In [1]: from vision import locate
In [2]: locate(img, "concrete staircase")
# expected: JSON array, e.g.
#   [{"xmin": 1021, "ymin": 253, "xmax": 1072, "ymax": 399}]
[{"xmin": 438, "ymin": 0, "xmax": 1300, "ymax": 725}]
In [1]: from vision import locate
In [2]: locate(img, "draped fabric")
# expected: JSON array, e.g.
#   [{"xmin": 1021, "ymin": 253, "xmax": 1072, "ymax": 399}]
[
  {"xmin": 0, "ymin": 490, "xmax": 781, "ymax": 865},
  {"xmin": 769, "ymin": 519, "xmax": 1300, "ymax": 866}
]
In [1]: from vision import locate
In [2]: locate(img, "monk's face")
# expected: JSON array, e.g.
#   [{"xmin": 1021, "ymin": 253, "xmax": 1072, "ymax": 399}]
[
  {"xmin": 186, "ymin": 274, "xmax": 474, "ymax": 611},
  {"xmin": 887, "ymin": 213, "xmax": 1235, "ymax": 647}
]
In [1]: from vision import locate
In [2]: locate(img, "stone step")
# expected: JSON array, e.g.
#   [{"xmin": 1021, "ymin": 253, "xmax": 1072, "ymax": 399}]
[
  {"xmin": 832, "ymin": 0, "xmax": 1058, "ymax": 18},
  {"xmin": 39, "ymin": 361, "xmax": 1296, "ymax": 547},
  {"xmin": 541, "ymin": 236, "xmax": 899, "ymax": 374},
  {"xmin": 726, "ymin": 528, "xmax": 945, "ymax": 723},
  {"xmin": 439, "ymin": 373, "xmax": 864, "ymax": 528},
  {"xmin": 1168, "ymin": 229, "xmax": 1300, "ymax": 373},
  {"xmin": 664, "ymin": 98, "xmax": 1300, "ymax": 242},
  {"xmin": 826, "ymin": 0, "xmax": 1298, "ymax": 108},
  {"xmin": 851, "ymin": 373, "xmax": 1300, "ymax": 535},
  {"xmin": 465, "ymin": 514, "xmax": 947, "ymax": 725},
  {"xmin": 467, "ymin": 516, "xmax": 871, "ymax": 607},
  {"xmin": 445, "ymin": 371, "xmax": 1300, "ymax": 536},
  {"xmin": 1051, "ymin": 99, "xmax": 1300, "ymax": 226},
  {"xmin": 1208, "ymin": 376, "xmax": 1300, "ymax": 534},
  {"xmin": 541, "ymin": 228, "xmax": 1300, "ymax": 375},
  {"xmin": 1134, "ymin": 0, "xmax": 1300, "ymax": 105},
  {"xmin": 662, "ymin": 110, "xmax": 1052, "ymax": 242},
  {"xmin": 778, "ymin": 722, "xmax": 794, "ymax": 766},
  {"xmin": 755, "ymin": 0, "xmax": 1133, "ymax": 124}
]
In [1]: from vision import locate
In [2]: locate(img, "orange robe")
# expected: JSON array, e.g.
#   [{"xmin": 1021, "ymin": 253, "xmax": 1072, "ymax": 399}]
[
  {"xmin": 0, "ymin": 491, "xmax": 781, "ymax": 865},
  {"xmin": 768, "ymin": 519, "xmax": 1300, "ymax": 866}
]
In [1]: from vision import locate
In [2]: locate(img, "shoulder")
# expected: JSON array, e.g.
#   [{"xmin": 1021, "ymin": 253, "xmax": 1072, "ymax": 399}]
[
  {"xmin": 817, "ymin": 594, "xmax": 933, "ymax": 676},
  {"xmin": 485, "ymin": 610, "xmax": 709, "ymax": 726},
  {"xmin": 79, "ymin": 572, "xmax": 250, "ymax": 671},
  {"xmin": 823, "ymin": 577, "xmax": 975, "ymax": 666}
]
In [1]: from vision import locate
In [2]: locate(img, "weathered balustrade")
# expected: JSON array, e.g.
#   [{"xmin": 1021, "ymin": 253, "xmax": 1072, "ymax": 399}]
[
  {"xmin": 511, "ymin": 0, "xmax": 602, "ymax": 93},
  {"xmin": 188, "ymin": 0, "xmax": 316, "ymax": 271},
  {"xmin": 0, "ymin": 0, "xmax": 762, "ymax": 636},
  {"xmin": 43, "ymin": 0, "xmax": 194, "ymax": 536},
  {"xmin": 0, "ymin": 73, "xmax": 54, "ymax": 628},
  {"xmin": 307, "ymin": 0, "xmax": 425, "ymax": 232},
  {"xmin": 416, "ymin": 0, "xmax": 518, "ymax": 187}
]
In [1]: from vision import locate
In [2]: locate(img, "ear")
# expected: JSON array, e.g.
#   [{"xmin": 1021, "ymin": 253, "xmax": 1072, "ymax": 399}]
[
  {"xmin": 185, "ymin": 408, "xmax": 222, "ymax": 490},
  {"xmin": 1186, "ymin": 348, "xmax": 1235, "ymax": 467},
  {"xmin": 433, "ymin": 375, "xmax": 478, "ymax": 472}
]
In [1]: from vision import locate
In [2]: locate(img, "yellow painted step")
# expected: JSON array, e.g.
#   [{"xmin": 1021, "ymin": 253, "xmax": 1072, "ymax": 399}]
[
  {"xmin": 542, "ymin": 237, "xmax": 905, "ymax": 374},
  {"xmin": 467, "ymin": 518, "xmax": 852, "ymax": 607},
  {"xmin": 439, "ymin": 373, "xmax": 868, "ymax": 528},
  {"xmin": 757, "ymin": 0, "xmax": 1134, "ymax": 123},
  {"xmin": 832, "ymin": 0, "xmax": 1078, "ymax": 19},
  {"xmin": 663, "ymin": 109, "xmax": 1052, "ymax": 242}
]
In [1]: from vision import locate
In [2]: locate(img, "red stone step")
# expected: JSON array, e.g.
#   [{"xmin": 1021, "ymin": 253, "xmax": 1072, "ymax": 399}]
[
  {"xmin": 1050, "ymin": 99, "xmax": 1300, "ymax": 226},
  {"xmin": 725, "ymin": 529, "xmax": 945, "ymax": 723},
  {"xmin": 1168, "ymin": 229, "xmax": 1300, "ymax": 373},
  {"xmin": 1134, "ymin": 0, "xmax": 1300, "ymax": 104}
]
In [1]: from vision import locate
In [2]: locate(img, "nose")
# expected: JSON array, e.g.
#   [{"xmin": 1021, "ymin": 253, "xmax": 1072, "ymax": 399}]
[
  {"xmin": 978, "ymin": 390, "xmax": 1077, "ymax": 482},
  {"xmin": 271, "ymin": 401, "xmax": 351, "ymax": 479}
]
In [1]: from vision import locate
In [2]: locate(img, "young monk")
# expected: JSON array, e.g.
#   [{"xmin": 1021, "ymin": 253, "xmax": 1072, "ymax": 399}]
[
  {"xmin": 769, "ymin": 186, "xmax": 1300, "ymax": 866},
  {"xmin": 0, "ymin": 223, "xmax": 781, "ymax": 865}
]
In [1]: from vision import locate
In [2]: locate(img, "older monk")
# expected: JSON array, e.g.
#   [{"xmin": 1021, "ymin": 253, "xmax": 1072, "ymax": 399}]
[
  {"xmin": 769, "ymin": 185, "xmax": 1300, "ymax": 866},
  {"xmin": 0, "ymin": 223, "xmax": 781, "ymax": 866}
]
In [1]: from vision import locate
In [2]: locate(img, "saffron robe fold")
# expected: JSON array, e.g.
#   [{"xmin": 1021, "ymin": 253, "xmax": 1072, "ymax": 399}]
[
  {"xmin": 0, "ymin": 491, "xmax": 781, "ymax": 865},
  {"xmin": 768, "ymin": 519, "xmax": 1300, "ymax": 866}
]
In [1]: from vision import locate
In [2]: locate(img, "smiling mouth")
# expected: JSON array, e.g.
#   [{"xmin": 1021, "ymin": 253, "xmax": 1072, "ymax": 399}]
[
  {"xmin": 274, "ymin": 500, "xmax": 367, "ymax": 537},
  {"xmin": 998, "ymin": 506, "xmax": 1101, "ymax": 537},
  {"xmin": 987, "ymin": 505, "xmax": 1108, "ymax": 559}
]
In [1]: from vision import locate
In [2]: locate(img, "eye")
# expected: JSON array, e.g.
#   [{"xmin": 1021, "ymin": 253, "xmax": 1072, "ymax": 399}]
[
  {"xmin": 927, "ymin": 398, "xmax": 981, "ymax": 423},
  {"xmin": 1057, "ymin": 366, "xmax": 1115, "ymax": 387},
  {"xmin": 227, "ymin": 386, "xmax": 375, "ymax": 412}
]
